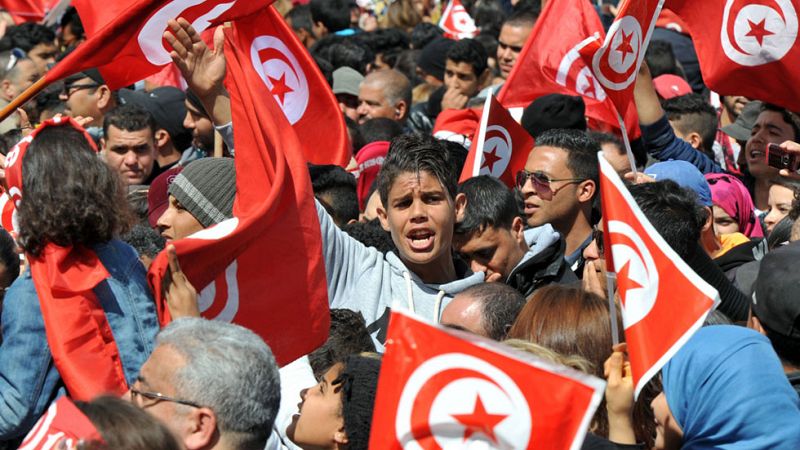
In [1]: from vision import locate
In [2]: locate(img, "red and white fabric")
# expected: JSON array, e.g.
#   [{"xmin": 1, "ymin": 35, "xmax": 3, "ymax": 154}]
[{"xmin": 439, "ymin": 0, "xmax": 478, "ymax": 39}]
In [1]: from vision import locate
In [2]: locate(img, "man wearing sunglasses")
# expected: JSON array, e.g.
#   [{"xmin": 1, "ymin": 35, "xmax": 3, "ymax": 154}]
[
  {"xmin": 517, "ymin": 129, "xmax": 599, "ymax": 277},
  {"xmin": 60, "ymin": 68, "xmax": 119, "ymax": 132}
]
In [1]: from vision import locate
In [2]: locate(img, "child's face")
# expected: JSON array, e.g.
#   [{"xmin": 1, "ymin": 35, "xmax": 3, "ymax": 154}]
[
  {"xmin": 378, "ymin": 170, "xmax": 462, "ymax": 280},
  {"xmin": 286, "ymin": 364, "xmax": 346, "ymax": 448}
]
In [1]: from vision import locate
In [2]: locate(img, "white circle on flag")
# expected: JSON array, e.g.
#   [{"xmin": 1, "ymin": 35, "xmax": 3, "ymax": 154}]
[
  {"xmin": 479, "ymin": 125, "xmax": 512, "ymax": 178},
  {"xmin": 395, "ymin": 353, "xmax": 532, "ymax": 449},
  {"xmin": 198, "ymin": 260, "xmax": 239, "ymax": 323},
  {"xmin": 607, "ymin": 220, "xmax": 659, "ymax": 329},
  {"xmin": 250, "ymin": 35, "xmax": 310, "ymax": 125},
  {"xmin": 575, "ymin": 66, "xmax": 607, "ymax": 101},
  {"xmin": 721, "ymin": 0, "xmax": 798, "ymax": 66},
  {"xmin": 592, "ymin": 16, "xmax": 642, "ymax": 90},
  {"xmin": 138, "ymin": 0, "xmax": 237, "ymax": 66}
]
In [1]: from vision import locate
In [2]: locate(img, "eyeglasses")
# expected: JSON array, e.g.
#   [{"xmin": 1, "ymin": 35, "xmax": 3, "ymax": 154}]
[
  {"xmin": 130, "ymin": 387, "xmax": 203, "ymax": 409},
  {"xmin": 4, "ymin": 48, "xmax": 26, "ymax": 72},
  {"xmin": 515, "ymin": 169, "xmax": 587, "ymax": 200},
  {"xmin": 60, "ymin": 82, "xmax": 100, "ymax": 98}
]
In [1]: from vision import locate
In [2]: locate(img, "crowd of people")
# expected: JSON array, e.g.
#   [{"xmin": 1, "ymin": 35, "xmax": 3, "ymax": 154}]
[{"xmin": 0, "ymin": 0, "xmax": 798, "ymax": 449}]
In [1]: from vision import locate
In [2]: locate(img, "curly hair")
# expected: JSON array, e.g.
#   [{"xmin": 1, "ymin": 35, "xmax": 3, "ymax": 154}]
[{"xmin": 17, "ymin": 126, "xmax": 131, "ymax": 256}]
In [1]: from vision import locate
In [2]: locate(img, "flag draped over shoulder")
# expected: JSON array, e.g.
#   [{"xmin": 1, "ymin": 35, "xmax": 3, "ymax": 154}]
[
  {"xmin": 666, "ymin": 0, "xmax": 800, "ymax": 112},
  {"xmin": 598, "ymin": 153, "xmax": 719, "ymax": 397},
  {"xmin": 48, "ymin": 0, "xmax": 274, "ymax": 89},
  {"xmin": 497, "ymin": 0, "xmax": 640, "ymax": 138},
  {"xmin": 147, "ymin": 14, "xmax": 330, "ymax": 367},
  {"xmin": 370, "ymin": 310, "xmax": 605, "ymax": 450}
]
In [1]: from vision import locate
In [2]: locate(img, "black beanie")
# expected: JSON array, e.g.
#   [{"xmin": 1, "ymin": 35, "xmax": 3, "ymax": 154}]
[
  {"xmin": 520, "ymin": 93, "xmax": 587, "ymax": 139},
  {"xmin": 339, "ymin": 355, "xmax": 381, "ymax": 450},
  {"xmin": 417, "ymin": 37, "xmax": 455, "ymax": 82},
  {"xmin": 168, "ymin": 158, "xmax": 236, "ymax": 228}
]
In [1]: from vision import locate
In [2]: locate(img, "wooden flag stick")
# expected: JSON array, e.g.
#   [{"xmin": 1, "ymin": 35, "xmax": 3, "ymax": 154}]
[{"xmin": 0, "ymin": 75, "xmax": 50, "ymax": 124}]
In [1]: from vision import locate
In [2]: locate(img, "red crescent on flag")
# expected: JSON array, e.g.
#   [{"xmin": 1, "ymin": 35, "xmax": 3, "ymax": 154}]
[{"xmin": 726, "ymin": 0, "xmax": 787, "ymax": 55}]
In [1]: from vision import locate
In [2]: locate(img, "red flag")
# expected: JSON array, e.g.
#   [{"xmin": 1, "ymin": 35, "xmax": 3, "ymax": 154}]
[
  {"xmin": 147, "ymin": 17, "xmax": 330, "ymax": 367},
  {"xmin": 497, "ymin": 0, "xmax": 640, "ymax": 139},
  {"xmin": 46, "ymin": 0, "xmax": 274, "ymax": 89},
  {"xmin": 370, "ymin": 310, "xmax": 605, "ymax": 450},
  {"xmin": 666, "ymin": 0, "xmax": 800, "ymax": 112},
  {"xmin": 598, "ymin": 153, "xmax": 719, "ymax": 398},
  {"xmin": 439, "ymin": 0, "xmax": 478, "ymax": 39},
  {"xmin": 19, "ymin": 398, "xmax": 104, "ymax": 450},
  {"xmin": 1, "ymin": 0, "xmax": 46, "ymax": 23},
  {"xmin": 231, "ymin": 6, "xmax": 350, "ymax": 166},
  {"xmin": 433, "ymin": 106, "xmax": 481, "ymax": 149},
  {"xmin": 460, "ymin": 95, "xmax": 533, "ymax": 188},
  {"xmin": 580, "ymin": 0, "xmax": 664, "ymax": 120}
]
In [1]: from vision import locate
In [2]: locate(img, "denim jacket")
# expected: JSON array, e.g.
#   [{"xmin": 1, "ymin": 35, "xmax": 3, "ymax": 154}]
[{"xmin": 0, "ymin": 239, "xmax": 159, "ymax": 439}]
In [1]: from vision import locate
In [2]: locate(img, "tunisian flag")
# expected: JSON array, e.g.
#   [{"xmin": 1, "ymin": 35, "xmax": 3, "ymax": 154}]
[
  {"xmin": 598, "ymin": 153, "xmax": 719, "ymax": 398},
  {"xmin": 580, "ymin": 0, "xmax": 664, "ymax": 120},
  {"xmin": 370, "ymin": 310, "xmax": 605, "ymax": 450},
  {"xmin": 497, "ymin": 0, "xmax": 640, "ymax": 139},
  {"xmin": 46, "ymin": 0, "xmax": 274, "ymax": 89},
  {"xmin": 147, "ymin": 18, "xmax": 330, "ymax": 366},
  {"xmin": 666, "ymin": 0, "xmax": 800, "ymax": 112},
  {"xmin": 439, "ymin": 0, "xmax": 478, "ymax": 39},
  {"xmin": 460, "ymin": 95, "xmax": 533, "ymax": 188},
  {"xmin": 232, "ymin": 6, "xmax": 350, "ymax": 166},
  {"xmin": 1, "ymin": 0, "xmax": 46, "ymax": 23}
]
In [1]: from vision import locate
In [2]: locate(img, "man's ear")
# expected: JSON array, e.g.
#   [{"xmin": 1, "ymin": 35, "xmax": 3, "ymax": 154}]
[
  {"xmin": 687, "ymin": 131, "xmax": 703, "ymax": 150},
  {"xmin": 183, "ymin": 407, "xmax": 218, "ymax": 450},
  {"xmin": 749, "ymin": 315, "xmax": 767, "ymax": 336},
  {"xmin": 377, "ymin": 204, "xmax": 391, "ymax": 232},
  {"xmin": 702, "ymin": 206, "xmax": 713, "ymax": 232},
  {"xmin": 0, "ymin": 80, "xmax": 11, "ymax": 100},
  {"xmin": 99, "ymin": 137, "xmax": 107, "ymax": 151},
  {"xmin": 577, "ymin": 179, "xmax": 596, "ymax": 203},
  {"xmin": 479, "ymin": 68, "xmax": 491, "ymax": 88},
  {"xmin": 454, "ymin": 192, "xmax": 467, "ymax": 220},
  {"xmin": 96, "ymin": 85, "xmax": 112, "ymax": 111},
  {"xmin": 155, "ymin": 129, "xmax": 170, "ymax": 150},
  {"xmin": 394, "ymin": 99, "xmax": 408, "ymax": 120},
  {"xmin": 511, "ymin": 216, "xmax": 525, "ymax": 243},
  {"xmin": 333, "ymin": 428, "xmax": 349, "ymax": 446}
]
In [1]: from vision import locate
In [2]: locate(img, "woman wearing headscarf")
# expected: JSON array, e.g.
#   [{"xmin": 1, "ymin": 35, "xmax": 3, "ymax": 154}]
[
  {"xmin": 654, "ymin": 325, "xmax": 800, "ymax": 449},
  {"xmin": 705, "ymin": 173, "xmax": 764, "ymax": 238}
]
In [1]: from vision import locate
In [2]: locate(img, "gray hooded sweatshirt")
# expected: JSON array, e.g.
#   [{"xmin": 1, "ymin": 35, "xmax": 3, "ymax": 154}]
[{"xmin": 317, "ymin": 203, "xmax": 484, "ymax": 350}]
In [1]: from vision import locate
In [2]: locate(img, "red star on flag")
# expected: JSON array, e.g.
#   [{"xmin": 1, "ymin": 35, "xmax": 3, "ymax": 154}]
[
  {"xmin": 451, "ymin": 394, "xmax": 508, "ymax": 444},
  {"xmin": 615, "ymin": 30, "xmax": 635, "ymax": 60},
  {"xmin": 582, "ymin": 73, "xmax": 598, "ymax": 99},
  {"xmin": 268, "ymin": 73, "xmax": 293, "ymax": 105},
  {"xmin": 745, "ymin": 18, "xmax": 774, "ymax": 46},
  {"xmin": 481, "ymin": 145, "xmax": 503, "ymax": 173},
  {"xmin": 616, "ymin": 259, "xmax": 644, "ymax": 305}
]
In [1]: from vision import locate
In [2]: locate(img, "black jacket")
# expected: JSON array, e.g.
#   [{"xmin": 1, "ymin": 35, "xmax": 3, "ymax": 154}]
[{"xmin": 507, "ymin": 226, "xmax": 578, "ymax": 297}]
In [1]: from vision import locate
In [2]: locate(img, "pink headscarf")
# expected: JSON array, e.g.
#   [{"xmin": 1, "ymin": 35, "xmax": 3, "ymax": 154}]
[{"xmin": 705, "ymin": 173, "xmax": 764, "ymax": 238}]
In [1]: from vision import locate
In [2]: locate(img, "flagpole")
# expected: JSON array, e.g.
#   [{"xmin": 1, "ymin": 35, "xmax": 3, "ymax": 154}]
[
  {"xmin": 0, "ymin": 75, "xmax": 49, "ymax": 124},
  {"xmin": 615, "ymin": 110, "xmax": 638, "ymax": 178},
  {"xmin": 606, "ymin": 273, "xmax": 620, "ymax": 345}
]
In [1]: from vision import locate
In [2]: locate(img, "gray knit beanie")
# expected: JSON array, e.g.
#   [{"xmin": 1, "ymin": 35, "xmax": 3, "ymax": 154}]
[{"xmin": 168, "ymin": 158, "xmax": 236, "ymax": 228}]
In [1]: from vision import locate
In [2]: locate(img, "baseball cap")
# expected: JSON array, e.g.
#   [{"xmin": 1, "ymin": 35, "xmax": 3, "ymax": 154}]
[
  {"xmin": 721, "ymin": 100, "xmax": 763, "ymax": 142},
  {"xmin": 119, "ymin": 87, "xmax": 189, "ymax": 143},
  {"xmin": 753, "ymin": 241, "xmax": 800, "ymax": 338},
  {"xmin": 645, "ymin": 160, "xmax": 713, "ymax": 207},
  {"xmin": 332, "ymin": 67, "xmax": 364, "ymax": 98},
  {"xmin": 653, "ymin": 74, "xmax": 692, "ymax": 100},
  {"xmin": 147, "ymin": 166, "xmax": 183, "ymax": 228}
]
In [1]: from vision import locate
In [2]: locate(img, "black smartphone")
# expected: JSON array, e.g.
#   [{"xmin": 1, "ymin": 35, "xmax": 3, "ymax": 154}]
[{"xmin": 766, "ymin": 143, "xmax": 800, "ymax": 172}]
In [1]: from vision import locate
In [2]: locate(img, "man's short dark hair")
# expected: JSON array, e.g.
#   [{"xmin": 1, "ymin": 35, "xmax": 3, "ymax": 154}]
[
  {"xmin": 761, "ymin": 103, "xmax": 800, "ymax": 141},
  {"xmin": 0, "ymin": 23, "xmax": 55, "ymax": 52},
  {"xmin": 342, "ymin": 220, "xmax": 396, "ymax": 253},
  {"xmin": 535, "ymin": 129, "xmax": 600, "ymax": 189},
  {"xmin": 122, "ymin": 223, "xmax": 166, "ymax": 259},
  {"xmin": 461, "ymin": 283, "xmax": 527, "ymax": 341},
  {"xmin": 59, "ymin": 7, "xmax": 85, "ymax": 42},
  {"xmin": 645, "ymin": 40, "xmax": 682, "ymax": 78},
  {"xmin": 502, "ymin": 8, "xmax": 538, "ymax": 29},
  {"xmin": 0, "ymin": 228, "xmax": 19, "ymax": 282},
  {"xmin": 411, "ymin": 22, "xmax": 443, "ymax": 50},
  {"xmin": 308, "ymin": 309, "xmax": 376, "ymax": 379},
  {"xmin": 287, "ymin": 4, "xmax": 314, "ymax": 34},
  {"xmin": 455, "ymin": 176, "xmax": 518, "ymax": 236},
  {"xmin": 662, "ymin": 93, "xmax": 718, "ymax": 155},
  {"xmin": 358, "ymin": 118, "xmax": 404, "ymax": 146},
  {"xmin": 629, "ymin": 180, "xmax": 708, "ymax": 257},
  {"xmin": 103, "ymin": 103, "xmax": 157, "ymax": 139},
  {"xmin": 378, "ymin": 133, "xmax": 458, "ymax": 206},
  {"xmin": 326, "ymin": 39, "xmax": 373, "ymax": 74},
  {"xmin": 310, "ymin": 0, "xmax": 355, "ymax": 33},
  {"xmin": 446, "ymin": 38, "xmax": 488, "ymax": 78},
  {"xmin": 357, "ymin": 28, "xmax": 410, "ymax": 68},
  {"xmin": 309, "ymin": 164, "xmax": 359, "ymax": 226}
]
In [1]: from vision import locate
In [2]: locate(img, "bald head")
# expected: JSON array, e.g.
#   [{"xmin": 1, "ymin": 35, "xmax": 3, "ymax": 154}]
[
  {"xmin": 357, "ymin": 69, "xmax": 411, "ymax": 124},
  {"xmin": 441, "ymin": 283, "xmax": 526, "ymax": 341}
]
